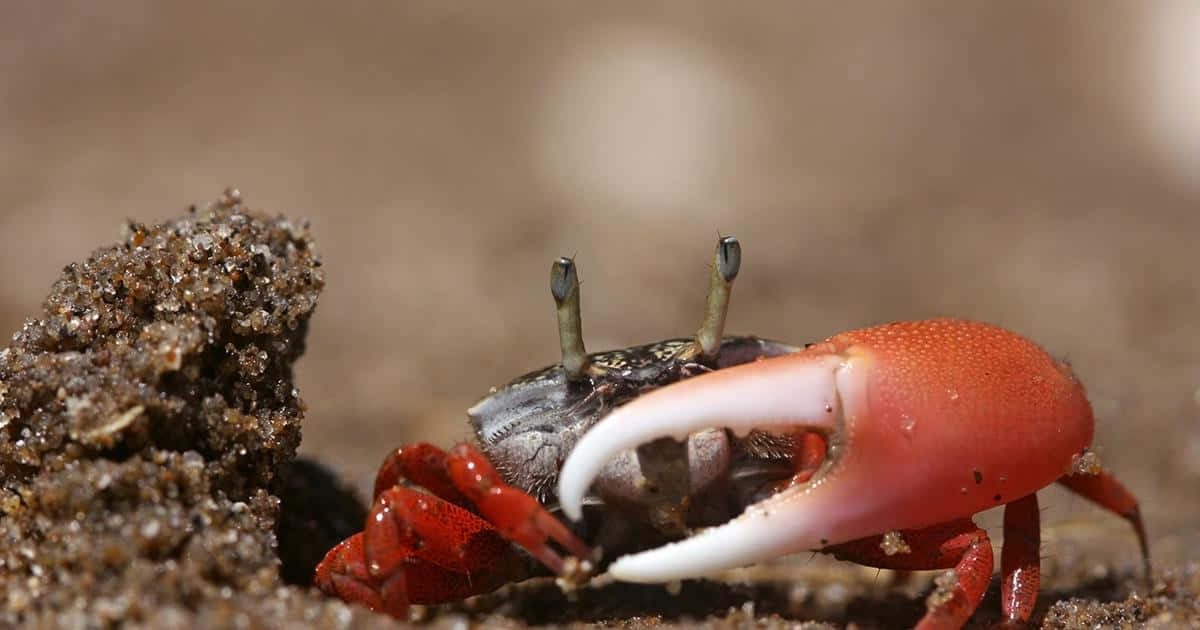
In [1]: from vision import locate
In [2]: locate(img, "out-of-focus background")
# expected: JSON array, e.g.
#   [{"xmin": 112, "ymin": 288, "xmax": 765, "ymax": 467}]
[{"xmin": 2, "ymin": 0, "xmax": 1198, "ymax": 600}]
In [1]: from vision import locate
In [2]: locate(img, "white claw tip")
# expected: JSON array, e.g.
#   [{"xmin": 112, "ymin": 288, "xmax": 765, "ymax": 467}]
[{"xmin": 560, "ymin": 485, "xmax": 585, "ymax": 521}]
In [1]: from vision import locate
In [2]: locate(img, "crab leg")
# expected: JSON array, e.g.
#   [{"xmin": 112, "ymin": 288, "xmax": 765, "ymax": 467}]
[
  {"xmin": 446, "ymin": 443, "xmax": 592, "ymax": 574},
  {"xmin": 317, "ymin": 441, "xmax": 593, "ymax": 617},
  {"xmin": 557, "ymin": 319, "xmax": 1096, "ymax": 583},
  {"xmin": 371, "ymin": 443, "xmax": 590, "ymax": 570},
  {"xmin": 999, "ymin": 493, "xmax": 1041, "ymax": 625},
  {"xmin": 823, "ymin": 519, "xmax": 994, "ymax": 630},
  {"xmin": 1058, "ymin": 469, "xmax": 1150, "ymax": 578},
  {"xmin": 372, "ymin": 442, "xmax": 471, "ymax": 506},
  {"xmin": 315, "ymin": 486, "xmax": 527, "ymax": 615}
]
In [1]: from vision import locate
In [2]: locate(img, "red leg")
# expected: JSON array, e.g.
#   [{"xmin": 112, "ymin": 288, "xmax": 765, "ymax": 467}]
[
  {"xmin": 373, "ymin": 442, "xmax": 471, "ymax": 507},
  {"xmin": 446, "ymin": 443, "xmax": 592, "ymax": 575},
  {"xmin": 372, "ymin": 442, "xmax": 591, "ymax": 575},
  {"xmin": 365, "ymin": 485, "xmax": 527, "ymax": 583},
  {"xmin": 318, "ymin": 441, "xmax": 592, "ymax": 616},
  {"xmin": 763, "ymin": 431, "xmax": 828, "ymax": 495},
  {"xmin": 789, "ymin": 431, "xmax": 827, "ymax": 485},
  {"xmin": 824, "ymin": 519, "xmax": 994, "ymax": 630},
  {"xmin": 315, "ymin": 535, "xmax": 394, "ymax": 615},
  {"xmin": 316, "ymin": 486, "xmax": 529, "ymax": 618},
  {"xmin": 1057, "ymin": 470, "xmax": 1150, "ymax": 579},
  {"xmin": 999, "ymin": 493, "xmax": 1040, "ymax": 625}
]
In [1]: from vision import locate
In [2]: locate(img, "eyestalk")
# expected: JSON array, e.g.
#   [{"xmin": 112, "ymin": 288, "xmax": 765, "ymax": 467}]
[
  {"xmin": 695, "ymin": 236, "xmax": 741, "ymax": 359},
  {"xmin": 551, "ymin": 257, "xmax": 590, "ymax": 379}
]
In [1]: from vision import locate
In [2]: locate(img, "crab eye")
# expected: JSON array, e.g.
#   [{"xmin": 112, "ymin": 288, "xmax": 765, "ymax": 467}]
[{"xmin": 715, "ymin": 235, "xmax": 740, "ymax": 283}]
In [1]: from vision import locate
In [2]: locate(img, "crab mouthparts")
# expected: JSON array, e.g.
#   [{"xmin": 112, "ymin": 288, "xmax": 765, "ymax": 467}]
[{"xmin": 557, "ymin": 353, "xmax": 862, "ymax": 582}]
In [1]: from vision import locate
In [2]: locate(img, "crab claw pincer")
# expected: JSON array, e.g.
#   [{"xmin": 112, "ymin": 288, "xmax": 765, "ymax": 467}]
[{"xmin": 557, "ymin": 319, "xmax": 1094, "ymax": 583}]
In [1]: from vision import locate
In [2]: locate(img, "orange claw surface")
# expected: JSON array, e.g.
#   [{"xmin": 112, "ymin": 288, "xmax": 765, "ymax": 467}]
[{"xmin": 558, "ymin": 318, "xmax": 1148, "ymax": 629}]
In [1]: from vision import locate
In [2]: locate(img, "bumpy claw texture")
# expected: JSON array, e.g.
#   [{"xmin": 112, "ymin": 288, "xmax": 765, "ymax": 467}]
[{"xmin": 558, "ymin": 318, "xmax": 1146, "ymax": 629}]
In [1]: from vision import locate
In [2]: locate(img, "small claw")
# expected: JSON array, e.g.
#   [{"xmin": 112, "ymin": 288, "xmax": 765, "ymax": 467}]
[{"xmin": 447, "ymin": 443, "xmax": 592, "ymax": 576}]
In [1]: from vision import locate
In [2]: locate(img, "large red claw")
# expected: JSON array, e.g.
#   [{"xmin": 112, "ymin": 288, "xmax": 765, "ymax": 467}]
[{"xmin": 557, "ymin": 319, "xmax": 1094, "ymax": 582}]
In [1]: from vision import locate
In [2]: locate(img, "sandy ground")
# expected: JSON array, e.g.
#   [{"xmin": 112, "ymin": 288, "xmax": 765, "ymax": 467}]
[{"xmin": 2, "ymin": 3, "xmax": 1199, "ymax": 628}]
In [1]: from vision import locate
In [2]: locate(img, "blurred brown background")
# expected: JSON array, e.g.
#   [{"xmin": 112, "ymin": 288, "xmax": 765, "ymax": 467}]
[{"xmin": 2, "ymin": 1, "xmax": 1198, "ymax": 576}]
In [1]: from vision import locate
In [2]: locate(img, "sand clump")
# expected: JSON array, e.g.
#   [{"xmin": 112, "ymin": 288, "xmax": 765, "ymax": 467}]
[{"xmin": 0, "ymin": 191, "xmax": 395, "ymax": 628}]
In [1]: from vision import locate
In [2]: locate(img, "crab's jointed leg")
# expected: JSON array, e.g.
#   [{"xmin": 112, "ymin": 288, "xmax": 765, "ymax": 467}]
[
  {"xmin": 1057, "ymin": 469, "xmax": 1150, "ymax": 578},
  {"xmin": 372, "ymin": 442, "xmax": 471, "ymax": 506},
  {"xmin": 316, "ymin": 442, "xmax": 593, "ymax": 617},
  {"xmin": 316, "ymin": 535, "xmax": 399, "ymax": 616},
  {"xmin": 999, "ymin": 493, "xmax": 1041, "ymax": 625},
  {"xmin": 372, "ymin": 442, "xmax": 591, "ymax": 575},
  {"xmin": 445, "ymin": 443, "xmax": 592, "ymax": 574},
  {"xmin": 811, "ymin": 495, "xmax": 1042, "ymax": 628},
  {"xmin": 314, "ymin": 486, "xmax": 524, "ymax": 616},
  {"xmin": 824, "ymin": 518, "xmax": 994, "ymax": 630}
]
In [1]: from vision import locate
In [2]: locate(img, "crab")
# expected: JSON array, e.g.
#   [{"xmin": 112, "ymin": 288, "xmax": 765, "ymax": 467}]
[{"xmin": 315, "ymin": 237, "xmax": 1149, "ymax": 630}]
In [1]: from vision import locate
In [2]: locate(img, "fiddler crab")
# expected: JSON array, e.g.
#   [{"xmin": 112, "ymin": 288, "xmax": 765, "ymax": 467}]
[{"xmin": 315, "ymin": 236, "xmax": 1149, "ymax": 629}]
